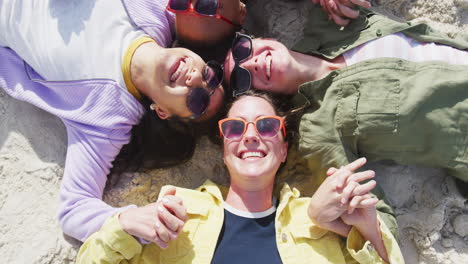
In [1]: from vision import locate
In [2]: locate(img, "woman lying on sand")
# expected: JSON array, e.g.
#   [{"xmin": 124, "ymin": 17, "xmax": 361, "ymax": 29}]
[{"xmin": 77, "ymin": 91, "xmax": 404, "ymax": 264}]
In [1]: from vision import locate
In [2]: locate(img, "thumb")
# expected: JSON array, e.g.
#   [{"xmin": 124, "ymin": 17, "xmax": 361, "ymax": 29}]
[{"xmin": 162, "ymin": 186, "xmax": 177, "ymax": 197}]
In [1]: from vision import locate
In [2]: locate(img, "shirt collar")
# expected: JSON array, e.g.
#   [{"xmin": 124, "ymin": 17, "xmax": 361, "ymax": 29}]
[{"xmin": 122, "ymin": 36, "xmax": 155, "ymax": 101}]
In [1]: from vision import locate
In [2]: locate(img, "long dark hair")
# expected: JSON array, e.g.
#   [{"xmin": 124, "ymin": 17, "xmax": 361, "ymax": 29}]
[{"xmin": 111, "ymin": 96, "xmax": 197, "ymax": 175}]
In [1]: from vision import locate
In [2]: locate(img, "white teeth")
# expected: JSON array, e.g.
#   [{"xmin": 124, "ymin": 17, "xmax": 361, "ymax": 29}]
[
  {"xmin": 266, "ymin": 55, "xmax": 271, "ymax": 80},
  {"xmin": 241, "ymin": 151, "xmax": 265, "ymax": 159},
  {"xmin": 171, "ymin": 59, "xmax": 186, "ymax": 82}
]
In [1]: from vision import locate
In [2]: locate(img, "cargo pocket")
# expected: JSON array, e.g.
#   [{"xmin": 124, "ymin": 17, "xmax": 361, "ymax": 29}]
[{"xmin": 336, "ymin": 79, "xmax": 400, "ymax": 136}]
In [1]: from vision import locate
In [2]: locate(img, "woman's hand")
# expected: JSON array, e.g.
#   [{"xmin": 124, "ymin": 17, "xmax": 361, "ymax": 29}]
[
  {"xmin": 326, "ymin": 166, "xmax": 380, "ymax": 233},
  {"xmin": 341, "ymin": 197, "xmax": 377, "ymax": 228},
  {"xmin": 313, "ymin": 0, "xmax": 371, "ymax": 26},
  {"xmin": 341, "ymin": 198, "xmax": 390, "ymax": 262},
  {"xmin": 308, "ymin": 158, "xmax": 377, "ymax": 236},
  {"xmin": 336, "ymin": 173, "xmax": 389, "ymax": 262},
  {"xmin": 118, "ymin": 187, "xmax": 187, "ymax": 249}
]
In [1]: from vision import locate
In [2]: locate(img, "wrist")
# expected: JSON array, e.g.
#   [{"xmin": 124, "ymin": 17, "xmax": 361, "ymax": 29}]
[
  {"xmin": 354, "ymin": 222, "xmax": 380, "ymax": 243},
  {"xmin": 313, "ymin": 218, "xmax": 352, "ymax": 237},
  {"xmin": 354, "ymin": 221, "xmax": 389, "ymax": 262},
  {"xmin": 354, "ymin": 214, "xmax": 379, "ymax": 237},
  {"xmin": 354, "ymin": 220, "xmax": 383, "ymax": 250},
  {"xmin": 331, "ymin": 221, "xmax": 352, "ymax": 237},
  {"xmin": 118, "ymin": 210, "xmax": 132, "ymax": 235}
]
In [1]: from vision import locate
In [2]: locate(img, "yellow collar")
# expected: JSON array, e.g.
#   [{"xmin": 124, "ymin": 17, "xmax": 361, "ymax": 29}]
[{"xmin": 122, "ymin": 36, "xmax": 155, "ymax": 101}]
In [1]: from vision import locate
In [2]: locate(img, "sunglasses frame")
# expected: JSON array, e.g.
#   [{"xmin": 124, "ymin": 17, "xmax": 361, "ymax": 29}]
[
  {"xmin": 183, "ymin": 60, "xmax": 224, "ymax": 120},
  {"xmin": 218, "ymin": 116, "xmax": 286, "ymax": 139},
  {"xmin": 230, "ymin": 32, "xmax": 254, "ymax": 97},
  {"xmin": 166, "ymin": 0, "xmax": 238, "ymax": 26}
]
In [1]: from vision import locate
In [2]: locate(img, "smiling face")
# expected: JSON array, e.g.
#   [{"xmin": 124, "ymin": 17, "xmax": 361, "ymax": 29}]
[
  {"xmin": 146, "ymin": 47, "xmax": 225, "ymax": 120},
  {"xmin": 224, "ymin": 38, "xmax": 297, "ymax": 94},
  {"xmin": 223, "ymin": 95, "xmax": 288, "ymax": 191}
]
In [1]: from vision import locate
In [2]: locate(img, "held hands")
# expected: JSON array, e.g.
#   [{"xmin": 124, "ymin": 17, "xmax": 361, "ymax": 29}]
[
  {"xmin": 313, "ymin": 0, "xmax": 371, "ymax": 26},
  {"xmin": 327, "ymin": 162, "xmax": 390, "ymax": 262},
  {"xmin": 308, "ymin": 158, "xmax": 379, "ymax": 237},
  {"xmin": 327, "ymin": 166, "xmax": 378, "ymax": 232},
  {"xmin": 118, "ymin": 187, "xmax": 187, "ymax": 249}
]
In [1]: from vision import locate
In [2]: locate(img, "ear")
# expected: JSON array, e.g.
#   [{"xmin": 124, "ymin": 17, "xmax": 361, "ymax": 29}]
[
  {"xmin": 153, "ymin": 104, "xmax": 171, "ymax": 120},
  {"xmin": 239, "ymin": 2, "xmax": 247, "ymax": 25},
  {"xmin": 281, "ymin": 142, "xmax": 288, "ymax": 163}
]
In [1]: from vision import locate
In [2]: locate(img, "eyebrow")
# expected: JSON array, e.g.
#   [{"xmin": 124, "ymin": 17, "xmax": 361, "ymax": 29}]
[{"xmin": 230, "ymin": 114, "xmax": 269, "ymax": 121}]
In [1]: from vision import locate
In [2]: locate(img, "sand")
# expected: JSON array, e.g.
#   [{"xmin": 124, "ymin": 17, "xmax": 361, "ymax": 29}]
[{"xmin": 0, "ymin": 0, "xmax": 467, "ymax": 263}]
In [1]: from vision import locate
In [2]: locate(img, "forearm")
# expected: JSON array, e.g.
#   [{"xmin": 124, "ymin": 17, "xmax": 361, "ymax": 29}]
[
  {"xmin": 58, "ymin": 191, "xmax": 137, "ymax": 241},
  {"xmin": 59, "ymin": 130, "xmax": 136, "ymax": 241},
  {"xmin": 372, "ymin": 187, "xmax": 398, "ymax": 238},
  {"xmin": 354, "ymin": 220, "xmax": 389, "ymax": 263}
]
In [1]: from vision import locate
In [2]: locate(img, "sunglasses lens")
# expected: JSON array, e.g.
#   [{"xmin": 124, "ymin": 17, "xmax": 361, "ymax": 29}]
[
  {"xmin": 232, "ymin": 36, "xmax": 252, "ymax": 61},
  {"xmin": 257, "ymin": 118, "xmax": 281, "ymax": 137},
  {"xmin": 221, "ymin": 120, "xmax": 245, "ymax": 139},
  {"xmin": 231, "ymin": 67, "xmax": 251, "ymax": 97},
  {"xmin": 187, "ymin": 87, "xmax": 210, "ymax": 117},
  {"xmin": 195, "ymin": 0, "xmax": 218, "ymax": 15},
  {"xmin": 169, "ymin": 0, "xmax": 190, "ymax": 10},
  {"xmin": 204, "ymin": 61, "xmax": 223, "ymax": 90}
]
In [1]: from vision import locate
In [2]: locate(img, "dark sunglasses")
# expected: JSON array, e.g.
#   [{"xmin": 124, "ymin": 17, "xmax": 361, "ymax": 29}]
[
  {"xmin": 167, "ymin": 0, "xmax": 238, "ymax": 26},
  {"xmin": 185, "ymin": 60, "xmax": 224, "ymax": 120},
  {"xmin": 218, "ymin": 116, "xmax": 286, "ymax": 140},
  {"xmin": 229, "ymin": 33, "xmax": 253, "ymax": 97}
]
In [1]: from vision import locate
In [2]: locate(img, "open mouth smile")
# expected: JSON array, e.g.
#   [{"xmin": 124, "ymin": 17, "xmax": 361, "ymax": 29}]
[
  {"xmin": 239, "ymin": 150, "xmax": 267, "ymax": 160},
  {"xmin": 170, "ymin": 57, "xmax": 190, "ymax": 82},
  {"xmin": 265, "ymin": 53, "xmax": 272, "ymax": 80}
]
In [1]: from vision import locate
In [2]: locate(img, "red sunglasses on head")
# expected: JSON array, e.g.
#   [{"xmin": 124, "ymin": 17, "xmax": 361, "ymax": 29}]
[{"xmin": 167, "ymin": 0, "xmax": 238, "ymax": 26}]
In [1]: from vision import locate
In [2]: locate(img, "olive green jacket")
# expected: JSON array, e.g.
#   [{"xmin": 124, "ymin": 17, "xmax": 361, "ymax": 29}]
[
  {"xmin": 284, "ymin": 6, "xmax": 468, "ymax": 237},
  {"xmin": 292, "ymin": 6, "xmax": 468, "ymax": 59}
]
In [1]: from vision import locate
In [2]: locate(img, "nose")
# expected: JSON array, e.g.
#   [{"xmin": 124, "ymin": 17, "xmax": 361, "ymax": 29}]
[
  {"xmin": 186, "ymin": 68, "xmax": 203, "ymax": 87},
  {"xmin": 243, "ymin": 122, "xmax": 259, "ymax": 144},
  {"xmin": 239, "ymin": 56, "xmax": 259, "ymax": 73}
]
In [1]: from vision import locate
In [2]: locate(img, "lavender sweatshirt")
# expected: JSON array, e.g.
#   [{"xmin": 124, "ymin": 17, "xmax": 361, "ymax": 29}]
[{"xmin": 0, "ymin": 0, "xmax": 175, "ymax": 241}]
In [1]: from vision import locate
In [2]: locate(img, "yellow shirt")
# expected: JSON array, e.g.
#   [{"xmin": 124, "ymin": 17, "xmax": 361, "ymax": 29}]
[{"xmin": 77, "ymin": 181, "xmax": 405, "ymax": 264}]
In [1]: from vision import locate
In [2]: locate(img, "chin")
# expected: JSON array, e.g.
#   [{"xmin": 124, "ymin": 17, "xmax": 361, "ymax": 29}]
[
  {"xmin": 235, "ymin": 162, "xmax": 277, "ymax": 181},
  {"xmin": 226, "ymin": 155, "xmax": 281, "ymax": 180},
  {"xmin": 244, "ymin": 170, "xmax": 266, "ymax": 180}
]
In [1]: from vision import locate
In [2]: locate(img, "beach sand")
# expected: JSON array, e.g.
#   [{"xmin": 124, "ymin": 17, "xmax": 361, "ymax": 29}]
[{"xmin": 0, "ymin": 0, "xmax": 467, "ymax": 263}]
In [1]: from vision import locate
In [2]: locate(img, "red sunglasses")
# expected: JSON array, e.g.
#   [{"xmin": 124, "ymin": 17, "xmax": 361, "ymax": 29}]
[
  {"xmin": 218, "ymin": 116, "xmax": 286, "ymax": 140},
  {"xmin": 166, "ymin": 0, "xmax": 238, "ymax": 26}
]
